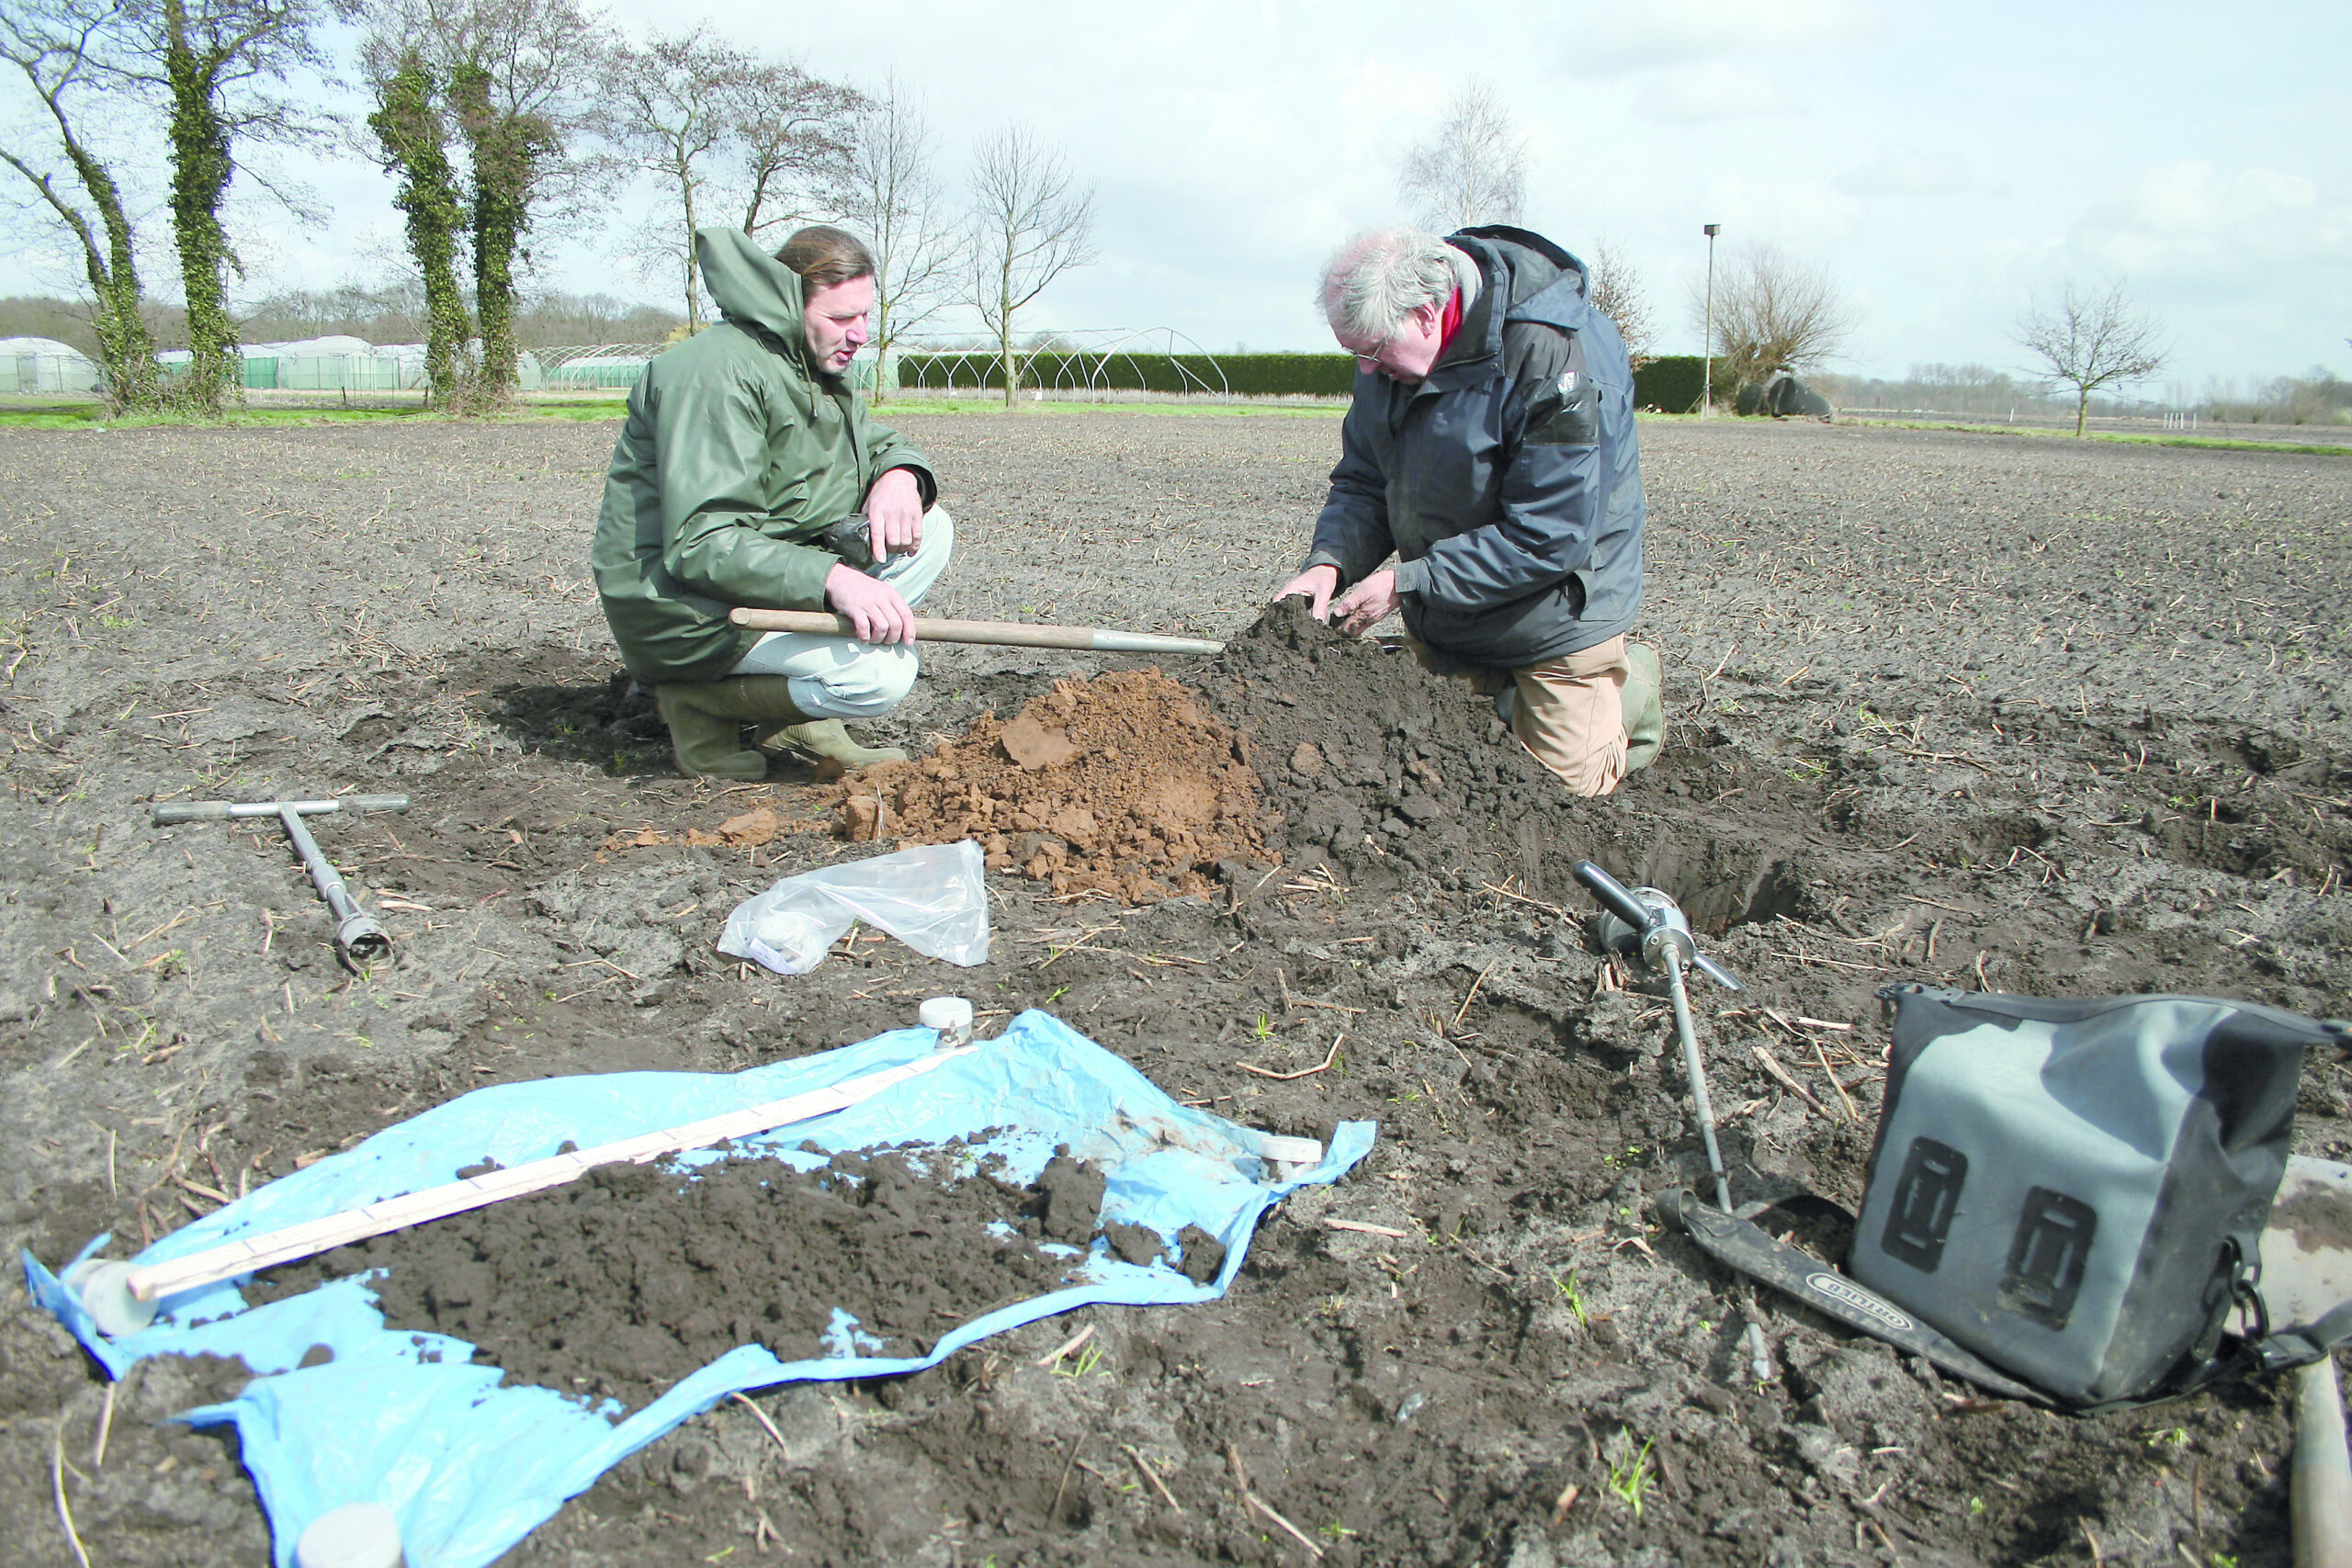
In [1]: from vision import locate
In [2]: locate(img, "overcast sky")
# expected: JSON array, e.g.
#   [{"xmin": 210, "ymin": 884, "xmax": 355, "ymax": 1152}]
[{"xmin": 6, "ymin": 0, "xmax": 2346, "ymax": 389}]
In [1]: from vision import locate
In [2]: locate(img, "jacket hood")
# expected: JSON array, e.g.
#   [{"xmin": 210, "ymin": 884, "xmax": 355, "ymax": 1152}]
[
  {"xmin": 1440, "ymin": 226, "xmax": 1594, "ymax": 368},
  {"xmin": 696, "ymin": 226, "xmax": 809, "ymax": 369}
]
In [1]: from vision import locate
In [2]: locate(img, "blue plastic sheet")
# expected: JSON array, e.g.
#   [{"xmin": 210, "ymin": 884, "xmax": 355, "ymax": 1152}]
[{"xmin": 24, "ymin": 1010, "xmax": 1375, "ymax": 1567}]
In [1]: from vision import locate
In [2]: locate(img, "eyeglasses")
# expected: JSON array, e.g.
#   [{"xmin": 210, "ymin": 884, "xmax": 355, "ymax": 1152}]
[{"xmin": 1341, "ymin": 332, "xmax": 1397, "ymax": 373}]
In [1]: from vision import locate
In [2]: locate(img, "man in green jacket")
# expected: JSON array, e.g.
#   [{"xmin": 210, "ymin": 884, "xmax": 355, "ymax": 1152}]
[{"xmin": 593, "ymin": 224, "xmax": 952, "ymax": 780}]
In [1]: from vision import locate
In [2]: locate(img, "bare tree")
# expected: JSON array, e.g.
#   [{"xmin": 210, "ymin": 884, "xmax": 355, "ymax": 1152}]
[
  {"xmin": 2016, "ymin": 278, "xmax": 2169, "ymax": 437},
  {"xmin": 964, "ymin": 122, "xmax": 1094, "ymax": 408},
  {"xmin": 598, "ymin": 26, "xmax": 752, "ymax": 330},
  {"xmin": 833, "ymin": 74, "xmax": 958, "ymax": 403},
  {"xmin": 1687, "ymin": 243, "xmax": 1854, "ymax": 398},
  {"xmin": 0, "ymin": 0, "xmax": 161, "ymax": 409},
  {"xmin": 1397, "ymin": 80, "xmax": 1526, "ymax": 232},
  {"xmin": 1585, "ymin": 240, "xmax": 1653, "ymax": 367},
  {"xmin": 729, "ymin": 58, "xmax": 861, "ymax": 245}
]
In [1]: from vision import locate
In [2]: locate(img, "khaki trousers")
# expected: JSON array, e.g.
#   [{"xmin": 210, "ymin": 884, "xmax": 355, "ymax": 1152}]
[{"xmin": 1414, "ymin": 634, "xmax": 1632, "ymax": 798}]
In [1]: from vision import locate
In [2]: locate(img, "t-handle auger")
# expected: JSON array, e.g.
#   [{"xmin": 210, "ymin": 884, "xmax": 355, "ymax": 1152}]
[
  {"xmin": 153, "ymin": 795, "xmax": 411, "ymax": 964},
  {"xmin": 1572, "ymin": 860, "xmax": 1772, "ymax": 1384}
]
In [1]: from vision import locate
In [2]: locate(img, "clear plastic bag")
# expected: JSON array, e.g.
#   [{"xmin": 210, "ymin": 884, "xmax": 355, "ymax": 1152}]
[{"xmin": 718, "ymin": 840, "xmax": 989, "ymax": 975}]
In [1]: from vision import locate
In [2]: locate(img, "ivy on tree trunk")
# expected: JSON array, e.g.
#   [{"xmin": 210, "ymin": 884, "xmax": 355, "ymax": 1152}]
[
  {"xmin": 162, "ymin": 0, "xmax": 239, "ymax": 413},
  {"xmin": 453, "ymin": 63, "xmax": 549, "ymax": 403},
  {"xmin": 76, "ymin": 149, "xmax": 161, "ymax": 412},
  {"xmin": 369, "ymin": 53, "xmax": 470, "ymax": 409}
]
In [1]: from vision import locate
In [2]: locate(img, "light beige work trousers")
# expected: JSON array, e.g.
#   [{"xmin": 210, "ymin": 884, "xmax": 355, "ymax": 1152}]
[{"xmin": 1416, "ymin": 633, "xmax": 1632, "ymax": 797}]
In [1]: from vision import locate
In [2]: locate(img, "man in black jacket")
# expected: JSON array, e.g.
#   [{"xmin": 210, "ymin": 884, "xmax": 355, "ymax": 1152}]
[{"xmin": 1274, "ymin": 225, "xmax": 1662, "ymax": 796}]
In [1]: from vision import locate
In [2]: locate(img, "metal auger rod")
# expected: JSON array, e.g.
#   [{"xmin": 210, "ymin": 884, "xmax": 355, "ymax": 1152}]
[
  {"xmin": 1662, "ymin": 945, "xmax": 1774, "ymax": 1384},
  {"xmin": 277, "ymin": 805, "xmax": 389, "ymax": 964},
  {"xmin": 1661, "ymin": 946, "xmax": 1732, "ymax": 1214}
]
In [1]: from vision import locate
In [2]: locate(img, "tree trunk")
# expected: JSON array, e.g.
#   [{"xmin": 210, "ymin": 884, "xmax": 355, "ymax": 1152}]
[
  {"xmin": 371, "ymin": 57, "xmax": 470, "ymax": 410},
  {"xmin": 2075, "ymin": 389, "xmax": 2088, "ymax": 437},
  {"xmin": 162, "ymin": 0, "xmax": 238, "ymax": 413},
  {"xmin": 469, "ymin": 130, "xmax": 526, "ymax": 400},
  {"xmin": 59, "ymin": 140, "xmax": 161, "ymax": 412},
  {"xmin": 996, "ymin": 253, "xmax": 1016, "ymax": 409},
  {"xmin": 9, "ymin": 133, "xmax": 162, "ymax": 412},
  {"xmin": 454, "ymin": 67, "xmax": 538, "ymax": 404},
  {"xmin": 678, "ymin": 146, "xmax": 703, "ymax": 332}
]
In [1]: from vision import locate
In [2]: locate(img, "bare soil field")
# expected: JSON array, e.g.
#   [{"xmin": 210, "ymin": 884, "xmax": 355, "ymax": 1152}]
[{"xmin": 0, "ymin": 410, "xmax": 2346, "ymax": 1567}]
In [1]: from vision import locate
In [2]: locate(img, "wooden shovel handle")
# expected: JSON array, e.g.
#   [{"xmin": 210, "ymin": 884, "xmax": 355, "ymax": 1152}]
[{"xmin": 729, "ymin": 606, "xmax": 1223, "ymax": 656}]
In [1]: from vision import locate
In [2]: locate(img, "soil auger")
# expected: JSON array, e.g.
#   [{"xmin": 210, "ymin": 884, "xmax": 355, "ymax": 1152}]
[
  {"xmin": 153, "ymin": 794, "xmax": 409, "ymax": 965},
  {"xmin": 1572, "ymin": 860, "xmax": 1775, "ymax": 1384}
]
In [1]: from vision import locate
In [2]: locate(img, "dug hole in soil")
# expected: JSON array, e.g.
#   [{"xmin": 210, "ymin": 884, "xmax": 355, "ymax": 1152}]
[{"xmin": 0, "ymin": 413, "xmax": 2346, "ymax": 1567}]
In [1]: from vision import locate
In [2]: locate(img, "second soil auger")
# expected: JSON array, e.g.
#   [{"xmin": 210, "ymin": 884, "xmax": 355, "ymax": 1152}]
[
  {"xmin": 155, "ymin": 795, "xmax": 411, "ymax": 966},
  {"xmin": 1573, "ymin": 859, "xmax": 1773, "ymax": 1384}
]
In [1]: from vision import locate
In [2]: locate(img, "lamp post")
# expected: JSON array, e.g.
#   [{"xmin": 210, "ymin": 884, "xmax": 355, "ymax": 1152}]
[{"xmin": 1701, "ymin": 223, "xmax": 1721, "ymax": 417}]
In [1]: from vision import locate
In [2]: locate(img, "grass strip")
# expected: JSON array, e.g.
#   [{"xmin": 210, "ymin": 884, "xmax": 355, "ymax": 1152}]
[{"xmin": 1845, "ymin": 417, "xmax": 2350, "ymax": 457}]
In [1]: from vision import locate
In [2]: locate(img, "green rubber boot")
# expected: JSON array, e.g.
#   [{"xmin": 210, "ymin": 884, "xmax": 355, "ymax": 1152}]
[
  {"xmin": 1622, "ymin": 642, "xmax": 1665, "ymax": 773},
  {"xmin": 654, "ymin": 676, "xmax": 812, "ymax": 781},
  {"xmin": 761, "ymin": 718, "xmax": 909, "ymax": 773}
]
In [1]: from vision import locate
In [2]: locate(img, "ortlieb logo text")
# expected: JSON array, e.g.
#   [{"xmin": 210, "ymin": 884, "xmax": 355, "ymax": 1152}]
[{"xmin": 1807, "ymin": 1272, "xmax": 1914, "ymax": 1332}]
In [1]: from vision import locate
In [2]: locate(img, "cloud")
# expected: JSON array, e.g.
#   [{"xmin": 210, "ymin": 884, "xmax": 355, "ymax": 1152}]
[
  {"xmin": 1701, "ymin": 177, "xmax": 1866, "ymax": 249},
  {"xmin": 1643, "ymin": 62, "xmax": 1790, "ymax": 121},
  {"xmin": 1564, "ymin": 0, "xmax": 1882, "ymax": 75},
  {"xmin": 1836, "ymin": 150, "xmax": 1978, "ymax": 197},
  {"xmin": 2075, "ymin": 159, "xmax": 2347, "ymax": 276}
]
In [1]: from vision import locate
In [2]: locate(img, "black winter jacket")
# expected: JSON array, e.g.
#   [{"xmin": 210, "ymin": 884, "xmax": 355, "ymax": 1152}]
[{"xmin": 1303, "ymin": 226, "xmax": 1645, "ymax": 672}]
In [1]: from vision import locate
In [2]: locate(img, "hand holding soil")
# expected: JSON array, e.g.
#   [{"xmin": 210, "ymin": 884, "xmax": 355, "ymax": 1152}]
[
  {"xmin": 1330, "ymin": 567, "xmax": 1400, "ymax": 637},
  {"xmin": 1272, "ymin": 561, "xmax": 1340, "ymax": 619}
]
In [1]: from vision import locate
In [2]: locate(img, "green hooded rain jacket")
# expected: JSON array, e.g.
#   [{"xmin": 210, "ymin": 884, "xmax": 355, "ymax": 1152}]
[{"xmin": 592, "ymin": 227, "xmax": 935, "ymax": 685}]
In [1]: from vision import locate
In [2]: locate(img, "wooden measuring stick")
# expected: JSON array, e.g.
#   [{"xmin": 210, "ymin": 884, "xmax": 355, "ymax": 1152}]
[{"xmin": 125, "ymin": 1044, "xmax": 978, "ymax": 1304}]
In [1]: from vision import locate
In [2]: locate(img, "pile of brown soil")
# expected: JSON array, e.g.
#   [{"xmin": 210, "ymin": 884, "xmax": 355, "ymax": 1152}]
[
  {"xmin": 841, "ymin": 669, "xmax": 1269, "ymax": 903},
  {"xmin": 253, "ymin": 1143, "xmax": 1123, "ymax": 1413}
]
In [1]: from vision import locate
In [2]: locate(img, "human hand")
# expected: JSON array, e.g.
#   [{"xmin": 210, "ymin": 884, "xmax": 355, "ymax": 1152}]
[
  {"xmin": 1331, "ymin": 569, "xmax": 1400, "ymax": 637},
  {"xmin": 1272, "ymin": 563, "xmax": 1341, "ymax": 619},
  {"xmin": 863, "ymin": 467, "xmax": 924, "ymax": 561},
  {"xmin": 825, "ymin": 562, "xmax": 917, "ymax": 644}
]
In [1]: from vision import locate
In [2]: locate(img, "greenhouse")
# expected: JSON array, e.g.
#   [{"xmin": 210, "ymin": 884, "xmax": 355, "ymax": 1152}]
[
  {"xmin": 225, "ymin": 338, "xmax": 546, "ymax": 392},
  {"xmin": 0, "ymin": 336, "xmax": 103, "ymax": 394},
  {"xmin": 539, "ymin": 344, "xmax": 662, "ymax": 389}
]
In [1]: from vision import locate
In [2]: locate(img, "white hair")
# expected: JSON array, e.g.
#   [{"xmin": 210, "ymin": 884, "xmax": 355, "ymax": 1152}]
[{"xmin": 1317, "ymin": 228, "xmax": 1479, "ymax": 343}]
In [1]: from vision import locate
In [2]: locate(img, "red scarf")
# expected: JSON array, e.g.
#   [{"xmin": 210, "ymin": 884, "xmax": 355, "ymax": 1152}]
[{"xmin": 1437, "ymin": 288, "xmax": 1464, "ymax": 353}]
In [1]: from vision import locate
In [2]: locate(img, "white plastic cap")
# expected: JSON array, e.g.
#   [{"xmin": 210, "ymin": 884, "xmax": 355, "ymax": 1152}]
[
  {"xmin": 296, "ymin": 1502, "xmax": 404, "ymax": 1568},
  {"xmin": 67, "ymin": 1259, "xmax": 159, "ymax": 1338},
  {"xmin": 920, "ymin": 997, "xmax": 975, "ymax": 1040},
  {"xmin": 1255, "ymin": 1134, "xmax": 1325, "ymax": 1167}
]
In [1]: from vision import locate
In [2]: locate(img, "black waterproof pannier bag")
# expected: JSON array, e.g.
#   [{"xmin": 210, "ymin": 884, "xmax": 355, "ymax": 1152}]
[{"xmin": 1664, "ymin": 986, "xmax": 2345, "ymax": 1409}]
